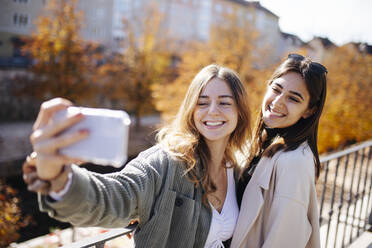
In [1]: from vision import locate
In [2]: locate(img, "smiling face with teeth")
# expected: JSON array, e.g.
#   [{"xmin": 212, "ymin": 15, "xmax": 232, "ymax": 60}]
[
  {"xmin": 262, "ymin": 72, "xmax": 314, "ymax": 129},
  {"xmin": 193, "ymin": 77, "xmax": 238, "ymax": 146}
]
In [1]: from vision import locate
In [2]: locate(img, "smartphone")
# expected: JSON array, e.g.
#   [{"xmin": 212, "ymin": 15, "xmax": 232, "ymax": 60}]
[{"xmin": 53, "ymin": 106, "xmax": 131, "ymax": 168}]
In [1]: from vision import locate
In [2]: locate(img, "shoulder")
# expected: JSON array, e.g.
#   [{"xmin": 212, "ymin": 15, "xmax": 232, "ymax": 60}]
[
  {"xmin": 276, "ymin": 143, "xmax": 315, "ymax": 172},
  {"xmin": 125, "ymin": 145, "xmax": 184, "ymax": 173},
  {"xmin": 135, "ymin": 145, "xmax": 171, "ymax": 163},
  {"xmin": 272, "ymin": 143, "xmax": 316, "ymax": 206},
  {"xmin": 274, "ymin": 142, "xmax": 315, "ymax": 180}
]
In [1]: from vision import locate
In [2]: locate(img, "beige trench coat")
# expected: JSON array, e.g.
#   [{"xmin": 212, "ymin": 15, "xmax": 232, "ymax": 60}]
[{"xmin": 231, "ymin": 142, "xmax": 321, "ymax": 248}]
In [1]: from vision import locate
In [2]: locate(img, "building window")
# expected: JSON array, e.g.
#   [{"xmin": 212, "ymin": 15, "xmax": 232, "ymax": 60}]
[{"xmin": 13, "ymin": 13, "xmax": 29, "ymax": 27}]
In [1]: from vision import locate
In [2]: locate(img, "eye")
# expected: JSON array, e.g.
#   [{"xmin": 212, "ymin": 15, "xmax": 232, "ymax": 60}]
[
  {"xmin": 272, "ymin": 87, "xmax": 280, "ymax": 94},
  {"xmin": 220, "ymin": 102, "xmax": 232, "ymax": 106},
  {"xmin": 289, "ymin": 97, "xmax": 300, "ymax": 103},
  {"xmin": 197, "ymin": 101, "xmax": 208, "ymax": 106}
]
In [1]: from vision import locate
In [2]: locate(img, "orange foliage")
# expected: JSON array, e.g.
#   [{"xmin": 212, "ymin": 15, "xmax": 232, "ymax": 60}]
[
  {"xmin": 153, "ymin": 10, "xmax": 275, "ymax": 121},
  {"xmin": 97, "ymin": 3, "xmax": 172, "ymax": 128},
  {"xmin": 318, "ymin": 45, "xmax": 372, "ymax": 152},
  {"xmin": 0, "ymin": 180, "xmax": 32, "ymax": 246},
  {"xmin": 21, "ymin": 0, "xmax": 102, "ymax": 104}
]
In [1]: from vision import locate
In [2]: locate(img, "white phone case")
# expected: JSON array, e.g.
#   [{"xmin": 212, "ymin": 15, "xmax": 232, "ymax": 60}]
[{"xmin": 53, "ymin": 106, "xmax": 131, "ymax": 167}]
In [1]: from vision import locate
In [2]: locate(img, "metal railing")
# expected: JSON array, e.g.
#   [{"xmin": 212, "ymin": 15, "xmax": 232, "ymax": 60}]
[
  {"xmin": 318, "ymin": 139, "xmax": 372, "ymax": 248},
  {"xmin": 61, "ymin": 224, "xmax": 137, "ymax": 248},
  {"xmin": 62, "ymin": 140, "xmax": 372, "ymax": 248}
]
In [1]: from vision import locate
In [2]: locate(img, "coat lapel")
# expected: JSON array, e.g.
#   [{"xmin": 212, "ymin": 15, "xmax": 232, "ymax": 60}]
[{"xmin": 232, "ymin": 156, "xmax": 276, "ymax": 247}]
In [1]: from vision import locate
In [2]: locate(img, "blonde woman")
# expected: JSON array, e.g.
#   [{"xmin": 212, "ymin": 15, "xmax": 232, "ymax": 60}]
[{"xmin": 23, "ymin": 64, "xmax": 251, "ymax": 247}]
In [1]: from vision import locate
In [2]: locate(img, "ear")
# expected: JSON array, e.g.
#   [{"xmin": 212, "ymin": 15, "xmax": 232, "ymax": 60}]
[{"xmin": 302, "ymin": 106, "xmax": 316, "ymax": 119}]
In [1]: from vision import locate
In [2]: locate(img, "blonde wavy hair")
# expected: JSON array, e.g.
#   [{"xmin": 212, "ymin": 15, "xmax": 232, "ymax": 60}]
[{"xmin": 157, "ymin": 64, "xmax": 251, "ymax": 205}]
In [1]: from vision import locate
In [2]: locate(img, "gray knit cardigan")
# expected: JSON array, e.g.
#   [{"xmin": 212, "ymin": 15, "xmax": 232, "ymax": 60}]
[{"xmin": 38, "ymin": 145, "xmax": 214, "ymax": 247}]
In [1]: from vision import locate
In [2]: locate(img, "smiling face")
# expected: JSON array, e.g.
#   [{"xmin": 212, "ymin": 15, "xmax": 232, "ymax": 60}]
[
  {"xmin": 193, "ymin": 77, "xmax": 238, "ymax": 146},
  {"xmin": 262, "ymin": 72, "xmax": 313, "ymax": 129}
]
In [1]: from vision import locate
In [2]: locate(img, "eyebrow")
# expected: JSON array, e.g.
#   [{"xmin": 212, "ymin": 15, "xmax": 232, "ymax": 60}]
[
  {"xmin": 273, "ymin": 83, "xmax": 304, "ymax": 101},
  {"xmin": 199, "ymin": 95, "xmax": 234, "ymax": 99}
]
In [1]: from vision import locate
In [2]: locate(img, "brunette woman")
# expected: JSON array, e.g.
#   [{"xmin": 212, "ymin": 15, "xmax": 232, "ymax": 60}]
[{"xmin": 232, "ymin": 54, "xmax": 327, "ymax": 248}]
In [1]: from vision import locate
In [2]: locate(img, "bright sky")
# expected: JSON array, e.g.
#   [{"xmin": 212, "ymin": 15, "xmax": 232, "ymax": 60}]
[{"xmin": 259, "ymin": 0, "xmax": 372, "ymax": 46}]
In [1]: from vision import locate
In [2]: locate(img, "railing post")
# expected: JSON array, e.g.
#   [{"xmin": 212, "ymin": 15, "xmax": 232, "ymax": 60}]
[
  {"xmin": 319, "ymin": 161, "xmax": 330, "ymax": 227},
  {"xmin": 350, "ymin": 148, "xmax": 365, "ymax": 241},
  {"xmin": 334, "ymin": 154, "xmax": 350, "ymax": 248},
  {"xmin": 324, "ymin": 157, "xmax": 340, "ymax": 248},
  {"xmin": 357, "ymin": 147, "xmax": 370, "ymax": 234},
  {"xmin": 72, "ymin": 226, "xmax": 76, "ymax": 242},
  {"xmin": 363, "ymin": 147, "xmax": 372, "ymax": 231},
  {"xmin": 342, "ymin": 150, "xmax": 359, "ymax": 247}
]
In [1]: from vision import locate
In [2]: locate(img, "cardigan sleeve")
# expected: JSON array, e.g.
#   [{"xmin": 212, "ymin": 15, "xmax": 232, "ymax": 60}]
[
  {"xmin": 38, "ymin": 146, "xmax": 171, "ymax": 228},
  {"xmin": 262, "ymin": 148, "xmax": 316, "ymax": 248}
]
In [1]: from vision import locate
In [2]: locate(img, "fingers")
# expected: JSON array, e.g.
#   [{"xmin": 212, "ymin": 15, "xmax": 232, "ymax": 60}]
[
  {"xmin": 23, "ymin": 170, "xmax": 39, "ymax": 185},
  {"xmin": 27, "ymin": 179, "xmax": 51, "ymax": 195},
  {"xmin": 33, "ymin": 98, "xmax": 73, "ymax": 131},
  {"xmin": 30, "ymin": 112, "xmax": 84, "ymax": 146},
  {"xmin": 33, "ymin": 129, "xmax": 89, "ymax": 154},
  {"xmin": 22, "ymin": 153, "xmax": 37, "ymax": 173},
  {"xmin": 23, "ymin": 156, "xmax": 51, "ymax": 194}
]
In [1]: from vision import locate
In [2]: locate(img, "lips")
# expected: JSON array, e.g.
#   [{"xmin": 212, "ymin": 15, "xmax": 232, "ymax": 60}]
[{"xmin": 268, "ymin": 105, "xmax": 285, "ymax": 117}]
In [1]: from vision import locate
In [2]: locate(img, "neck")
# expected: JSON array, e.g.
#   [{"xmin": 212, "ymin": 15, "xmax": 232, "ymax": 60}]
[{"xmin": 206, "ymin": 139, "xmax": 228, "ymax": 174}]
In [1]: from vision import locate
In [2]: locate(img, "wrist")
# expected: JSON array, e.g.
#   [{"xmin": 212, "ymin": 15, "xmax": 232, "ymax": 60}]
[
  {"xmin": 50, "ymin": 164, "xmax": 72, "ymax": 193},
  {"xmin": 37, "ymin": 163, "xmax": 66, "ymax": 181}
]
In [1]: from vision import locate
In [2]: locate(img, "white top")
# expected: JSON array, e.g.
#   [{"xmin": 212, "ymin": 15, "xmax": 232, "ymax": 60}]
[{"xmin": 204, "ymin": 168, "xmax": 239, "ymax": 248}]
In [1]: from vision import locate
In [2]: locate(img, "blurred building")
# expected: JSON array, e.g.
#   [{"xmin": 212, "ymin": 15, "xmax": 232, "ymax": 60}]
[
  {"xmin": 345, "ymin": 42, "xmax": 372, "ymax": 55},
  {"xmin": 77, "ymin": 0, "xmax": 115, "ymax": 47},
  {"xmin": 214, "ymin": 0, "xmax": 284, "ymax": 64},
  {"xmin": 0, "ymin": 0, "xmax": 305, "ymax": 68},
  {"xmin": 0, "ymin": 0, "xmax": 118, "ymax": 68},
  {"xmin": 307, "ymin": 36, "xmax": 337, "ymax": 62},
  {"xmin": 111, "ymin": 0, "xmax": 290, "ymax": 63},
  {"xmin": 109, "ymin": 0, "xmax": 214, "ymax": 51},
  {"xmin": 0, "ymin": 0, "xmax": 46, "ymax": 67},
  {"xmin": 279, "ymin": 32, "xmax": 307, "ymax": 58}
]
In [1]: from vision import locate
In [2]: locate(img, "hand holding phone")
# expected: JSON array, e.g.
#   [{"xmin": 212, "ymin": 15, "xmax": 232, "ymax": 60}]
[{"xmin": 53, "ymin": 107, "xmax": 131, "ymax": 168}]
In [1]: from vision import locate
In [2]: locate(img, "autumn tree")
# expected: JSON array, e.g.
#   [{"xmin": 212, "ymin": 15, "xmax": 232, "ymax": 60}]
[
  {"xmin": 153, "ymin": 10, "xmax": 275, "ymax": 121},
  {"xmin": 21, "ymin": 0, "xmax": 101, "ymax": 104},
  {"xmin": 318, "ymin": 45, "xmax": 372, "ymax": 152},
  {"xmin": 97, "ymin": 3, "xmax": 171, "ymax": 129},
  {"xmin": 0, "ymin": 179, "xmax": 32, "ymax": 246}
]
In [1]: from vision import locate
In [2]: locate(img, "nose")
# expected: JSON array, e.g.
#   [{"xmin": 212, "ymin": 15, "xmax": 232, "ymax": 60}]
[
  {"xmin": 208, "ymin": 101, "xmax": 219, "ymax": 115},
  {"xmin": 271, "ymin": 94, "xmax": 284, "ymax": 107}
]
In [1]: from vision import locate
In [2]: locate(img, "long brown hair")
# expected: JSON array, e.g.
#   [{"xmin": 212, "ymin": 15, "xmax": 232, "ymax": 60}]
[
  {"xmin": 157, "ymin": 64, "xmax": 251, "ymax": 205},
  {"xmin": 245, "ymin": 54, "xmax": 327, "ymax": 179}
]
